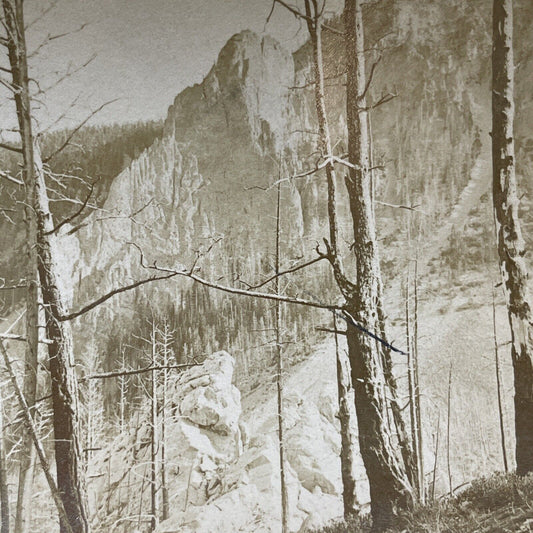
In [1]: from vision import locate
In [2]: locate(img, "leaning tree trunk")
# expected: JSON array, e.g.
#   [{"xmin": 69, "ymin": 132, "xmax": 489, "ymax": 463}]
[
  {"xmin": 303, "ymin": 0, "xmax": 359, "ymax": 516},
  {"xmin": 2, "ymin": 1, "xmax": 89, "ymax": 530},
  {"xmin": 344, "ymin": 0, "xmax": 414, "ymax": 527},
  {"xmin": 492, "ymin": 0, "xmax": 533, "ymax": 475},
  {"xmin": 35, "ymin": 148, "xmax": 90, "ymax": 533},
  {"xmin": 1, "ymin": 2, "xmax": 40, "ymax": 531}
]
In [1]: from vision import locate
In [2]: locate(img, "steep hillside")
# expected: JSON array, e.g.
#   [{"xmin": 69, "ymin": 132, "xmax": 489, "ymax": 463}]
[{"xmin": 54, "ymin": 0, "xmax": 532, "ymax": 386}]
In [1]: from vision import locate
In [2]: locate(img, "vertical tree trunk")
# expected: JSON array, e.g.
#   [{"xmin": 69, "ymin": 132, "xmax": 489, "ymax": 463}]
[
  {"xmin": 333, "ymin": 313, "xmax": 360, "ymax": 518},
  {"xmin": 344, "ymin": 0, "xmax": 414, "ymax": 527},
  {"xmin": 430, "ymin": 414, "xmax": 440, "ymax": 502},
  {"xmin": 446, "ymin": 363, "xmax": 453, "ymax": 496},
  {"xmin": 0, "ymin": 341, "xmax": 74, "ymax": 533},
  {"xmin": 274, "ymin": 182, "xmax": 289, "ymax": 533},
  {"xmin": 492, "ymin": 287, "xmax": 509, "ymax": 472},
  {"xmin": 303, "ymin": 0, "xmax": 359, "ymax": 516},
  {"xmin": 0, "ymin": 390, "xmax": 9, "ymax": 533},
  {"xmin": 1, "ymin": 2, "xmax": 40, "ymax": 530},
  {"xmin": 2, "ymin": 2, "xmax": 89, "ymax": 531},
  {"xmin": 119, "ymin": 346, "xmax": 127, "ymax": 433},
  {"xmin": 160, "ymin": 326, "xmax": 169, "ymax": 522},
  {"xmin": 150, "ymin": 323, "xmax": 158, "ymax": 532},
  {"xmin": 492, "ymin": 0, "xmax": 533, "ymax": 476},
  {"xmin": 405, "ymin": 280, "xmax": 420, "ymax": 499},
  {"xmin": 413, "ymin": 253, "xmax": 424, "ymax": 502}
]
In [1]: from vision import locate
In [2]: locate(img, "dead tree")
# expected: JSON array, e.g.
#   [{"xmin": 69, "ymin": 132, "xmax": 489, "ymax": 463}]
[
  {"xmin": 0, "ymin": 340, "xmax": 75, "ymax": 533},
  {"xmin": 0, "ymin": 384, "xmax": 9, "ymax": 533},
  {"xmin": 405, "ymin": 278, "xmax": 420, "ymax": 498},
  {"xmin": 413, "ymin": 250, "xmax": 424, "ymax": 502},
  {"xmin": 492, "ymin": 0, "xmax": 533, "ymax": 476},
  {"xmin": 150, "ymin": 321, "xmax": 159, "ymax": 532},
  {"xmin": 492, "ymin": 286, "xmax": 508, "ymax": 472},
  {"xmin": 274, "ymin": 182, "xmax": 289, "ymax": 533},
  {"xmin": 0, "ymin": 1, "xmax": 40, "ymax": 529},
  {"xmin": 446, "ymin": 362, "xmax": 453, "ymax": 496},
  {"xmin": 343, "ymin": 0, "xmax": 414, "ymax": 526},
  {"xmin": 1, "ymin": 1, "xmax": 89, "ymax": 531},
  {"xmin": 333, "ymin": 312, "xmax": 360, "ymax": 517},
  {"xmin": 159, "ymin": 322, "xmax": 172, "ymax": 522}
]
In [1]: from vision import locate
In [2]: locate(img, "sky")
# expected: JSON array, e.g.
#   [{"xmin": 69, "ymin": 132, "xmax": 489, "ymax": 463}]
[{"xmin": 0, "ymin": 0, "xmax": 338, "ymax": 132}]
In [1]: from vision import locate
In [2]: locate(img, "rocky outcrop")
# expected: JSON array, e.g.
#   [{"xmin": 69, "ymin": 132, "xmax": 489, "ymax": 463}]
[
  {"xmin": 89, "ymin": 351, "xmax": 243, "ymax": 531},
  {"xmin": 153, "ymin": 339, "xmax": 369, "ymax": 533}
]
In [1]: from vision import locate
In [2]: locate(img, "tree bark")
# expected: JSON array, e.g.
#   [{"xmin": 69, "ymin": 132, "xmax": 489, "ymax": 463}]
[
  {"xmin": 405, "ymin": 280, "xmax": 420, "ymax": 498},
  {"xmin": 344, "ymin": 0, "xmax": 414, "ymax": 527},
  {"xmin": 492, "ymin": 287, "xmax": 509, "ymax": 472},
  {"xmin": 303, "ymin": 0, "xmax": 360, "ymax": 516},
  {"xmin": 35, "ymin": 148, "xmax": 90, "ymax": 533},
  {"xmin": 1, "ymin": 2, "xmax": 40, "ymax": 530},
  {"xmin": 333, "ymin": 313, "xmax": 360, "ymax": 518},
  {"xmin": 1, "ymin": 2, "xmax": 89, "ymax": 530},
  {"xmin": 274, "ymin": 182, "xmax": 289, "ymax": 533},
  {"xmin": 150, "ymin": 323, "xmax": 158, "ymax": 532},
  {"xmin": 0, "ymin": 341, "xmax": 75, "ymax": 533},
  {"xmin": 160, "ymin": 325, "xmax": 170, "ymax": 522},
  {"xmin": 492, "ymin": 0, "xmax": 533, "ymax": 476},
  {"xmin": 0, "ymin": 390, "xmax": 9, "ymax": 533}
]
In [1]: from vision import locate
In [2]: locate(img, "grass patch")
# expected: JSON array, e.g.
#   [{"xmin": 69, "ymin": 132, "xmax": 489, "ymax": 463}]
[{"xmin": 312, "ymin": 472, "xmax": 533, "ymax": 532}]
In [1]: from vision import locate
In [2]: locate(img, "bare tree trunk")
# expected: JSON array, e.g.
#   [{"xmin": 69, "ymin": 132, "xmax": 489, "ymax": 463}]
[
  {"xmin": 0, "ymin": 341, "xmax": 74, "ymax": 533},
  {"xmin": 446, "ymin": 363, "xmax": 453, "ymax": 496},
  {"xmin": 302, "ymin": 0, "xmax": 359, "ymax": 516},
  {"xmin": 1, "ymin": 2, "xmax": 89, "ymax": 529},
  {"xmin": 1, "ymin": 3, "xmax": 40, "ymax": 530},
  {"xmin": 405, "ymin": 279, "xmax": 420, "ymax": 499},
  {"xmin": 0, "ymin": 389, "xmax": 9, "ymax": 533},
  {"xmin": 492, "ymin": 287, "xmax": 509, "ymax": 472},
  {"xmin": 430, "ymin": 414, "xmax": 440, "ymax": 502},
  {"xmin": 274, "ymin": 182, "xmax": 289, "ymax": 533},
  {"xmin": 492, "ymin": 0, "xmax": 533, "ymax": 476},
  {"xmin": 344, "ymin": 0, "xmax": 414, "ymax": 527},
  {"xmin": 119, "ymin": 345, "xmax": 127, "ymax": 433},
  {"xmin": 413, "ymin": 253, "xmax": 424, "ymax": 502},
  {"xmin": 160, "ymin": 325, "xmax": 170, "ymax": 522},
  {"xmin": 333, "ymin": 313, "xmax": 359, "ymax": 517},
  {"xmin": 150, "ymin": 322, "xmax": 158, "ymax": 532},
  {"xmin": 34, "ymin": 148, "xmax": 89, "ymax": 533}
]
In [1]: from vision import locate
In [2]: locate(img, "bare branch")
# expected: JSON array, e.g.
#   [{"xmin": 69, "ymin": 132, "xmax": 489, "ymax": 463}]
[
  {"xmin": 43, "ymin": 182, "xmax": 95, "ymax": 235},
  {"xmin": 0, "ymin": 141, "xmax": 22, "ymax": 154},
  {"xmin": 376, "ymin": 200, "xmax": 428, "ymax": 216},
  {"xmin": 0, "ymin": 169, "xmax": 22, "ymax": 185},
  {"xmin": 80, "ymin": 363, "xmax": 198, "ymax": 381},
  {"xmin": 273, "ymin": 0, "xmax": 313, "ymax": 22},
  {"xmin": 43, "ymin": 99, "xmax": 118, "ymax": 163},
  {"xmin": 238, "ymin": 256, "xmax": 326, "ymax": 290},
  {"xmin": 33, "ymin": 54, "xmax": 96, "ymax": 96},
  {"xmin": 0, "ymin": 279, "xmax": 26, "ymax": 290},
  {"xmin": 0, "ymin": 76, "xmax": 17, "ymax": 93},
  {"xmin": 360, "ymin": 55, "xmax": 382, "ymax": 100},
  {"xmin": 58, "ymin": 272, "xmax": 179, "ymax": 322},
  {"xmin": 363, "ymin": 92, "xmax": 397, "ymax": 111},
  {"xmin": 322, "ymin": 23, "xmax": 343, "ymax": 36},
  {"xmin": 0, "ymin": 333, "xmax": 53, "ymax": 345},
  {"xmin": 29, "ymin": 23, "xmax": 89, "ymax": 59},
  {"xmin": 315, "ymin": 326, "xmax": 347, "ymax": 335}
]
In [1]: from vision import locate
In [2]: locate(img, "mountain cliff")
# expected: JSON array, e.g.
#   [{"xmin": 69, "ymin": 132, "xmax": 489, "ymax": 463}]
[{"xmin": 60, "ymin": 0, "xmax": 533, "ymax": 382}]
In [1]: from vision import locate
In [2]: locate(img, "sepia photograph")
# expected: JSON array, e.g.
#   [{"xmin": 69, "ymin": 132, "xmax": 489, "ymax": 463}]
[{"xmin": 0, "ymin": 0, "xmax": 532, "ymax": 531}]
